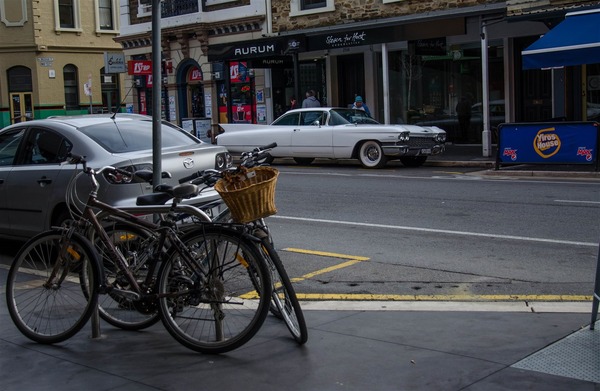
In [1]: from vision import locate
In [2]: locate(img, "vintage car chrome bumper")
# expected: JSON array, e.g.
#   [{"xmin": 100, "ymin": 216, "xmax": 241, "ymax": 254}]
[{"xmin": 382, "ymin": 143, "xmax": 445, "ymax": 157}]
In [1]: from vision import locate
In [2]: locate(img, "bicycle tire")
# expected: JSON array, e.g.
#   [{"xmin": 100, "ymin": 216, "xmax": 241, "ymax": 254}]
[
  {"xmin": 157, "ymin": 224, "xmax": 272, "ymax": 354},
  {"xmin": 91, "ymin": 222, "xmax": 161, "ymax": 331},
  {"xmin": 5, "ymin": 230, "xmax": 99, "ymax": 344},
  {"xmin": 259, "ymin": 239, "xmax": 308, "ymax": 344}
]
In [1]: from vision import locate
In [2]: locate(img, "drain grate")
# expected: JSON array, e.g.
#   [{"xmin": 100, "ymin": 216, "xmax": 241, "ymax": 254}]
[{"xmin": 512, "ymin": 321, "xmax": 599, "ymax": 383}]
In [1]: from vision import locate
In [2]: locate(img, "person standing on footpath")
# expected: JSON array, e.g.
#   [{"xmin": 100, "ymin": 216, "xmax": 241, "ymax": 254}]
[
  {"xmin": 302, "ymin": 90, "xmax": 321, "ymax": 108},
  {"xmin": 455, "ymin": 96, "xmax": 472, "ymax": 142},
  {"xmin": 289, "ymin": 96, "xmax": 298, "ymax": 110},
  {"xmin": 352, "ymin": 96, "xmax": 371, "ymax": 116}
]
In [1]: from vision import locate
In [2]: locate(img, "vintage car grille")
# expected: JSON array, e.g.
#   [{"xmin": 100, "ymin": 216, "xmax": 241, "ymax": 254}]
[{"xmin": 407, "ymin": 137, "xmax": 437, "ymax": 148}]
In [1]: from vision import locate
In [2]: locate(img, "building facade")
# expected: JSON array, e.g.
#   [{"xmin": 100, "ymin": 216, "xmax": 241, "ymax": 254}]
[
  {"xmin": 116, "ymin": 0, "xmax": 600, "ymax": 146},
  {"xmin": 0, "ymin": 0, "xmax": 125, "ymax": 127}
]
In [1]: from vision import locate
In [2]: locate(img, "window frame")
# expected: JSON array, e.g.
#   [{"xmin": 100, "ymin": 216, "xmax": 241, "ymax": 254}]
[
  {"xmin": 63, "ymin": 64, "xmax": 80, "ymax": 111},
  {"xmin": 95, "ymin": 0, "xmax": 118, "ymax": 33},
  {"xmin": 54, "ymin": 0, "xmax": 82, "ymax": 33},
  {"xmin": 289, "ymin": 0, "xmax": 334, "ymax": 17}
]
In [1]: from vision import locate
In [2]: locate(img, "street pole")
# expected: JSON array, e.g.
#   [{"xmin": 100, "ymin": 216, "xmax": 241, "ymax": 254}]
[
  {"xmin": 151, "ymin": 0, "xmax": 162, "ymax": 188},
  {"xmin": 481, "ymin": 20, "xmax": 492, "ymax": 157}
]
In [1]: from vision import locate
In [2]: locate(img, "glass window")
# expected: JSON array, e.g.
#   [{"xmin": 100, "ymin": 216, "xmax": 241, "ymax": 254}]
[
  {"xmin": 301, "ymin": 0, "xmax": 326, "ymax": 10},
  {"xmin": 59, "ymin": 0, "xmax": 75, "ymax": 28},
  {"xmin": 28, "ymin": 129, "xmax": 72, "ymax": 164},
  {"xmin": 98, "ymin": 0, "xmax": 113, "ymax": 30},
  {"xmin": 79, "ymin": 120, "xmax": 199, "ymax": 153},
  {"xmin": 0, "ymin": 128, "xmax": 24, "ymax": 166},
  {"xmin": 63, "ymin": 65, "xmax": 79, "ymax": 111},
  {"xmin": 272, "ymin": 112, "xmax": 300, "ymax": 126},
  {"xmin": 300, "ymin": 111, "xmax": 324, "ymax": 125}
]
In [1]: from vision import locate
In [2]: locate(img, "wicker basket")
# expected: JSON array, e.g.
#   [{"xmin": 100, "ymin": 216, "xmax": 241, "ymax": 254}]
[{"xmin": 214, "ymin": 166, "xmax": 279, "ymax": 223}]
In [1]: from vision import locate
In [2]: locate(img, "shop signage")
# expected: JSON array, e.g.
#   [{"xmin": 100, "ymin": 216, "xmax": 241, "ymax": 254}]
[
  {"xmin": 127, "ymin": 60, "xmax": 152, "ymax": 75},
  {"xmin": 104, "ymin": 52, "xmax": 126, "ymax": 73},
  {"xmin": 412, "ymin": 38, "xmax": 447, "ymax": 56},
  {"xmin": 247, "ymin": 56, "xmax": 293, "ymax": 68},
  {"xmin": 497, "ymin": 122, "xmax": 599, "ymax": 166},
  {"xmin": 307, "ymin": 18, "xmax": 465, "ymax": 51},
  {"xmin": 207, "ymin": 35, "xmax": 305, "ymax": 63},
  {"xmin": 189, "ymin": 67, "xmax": 203, "ymax": 81}
]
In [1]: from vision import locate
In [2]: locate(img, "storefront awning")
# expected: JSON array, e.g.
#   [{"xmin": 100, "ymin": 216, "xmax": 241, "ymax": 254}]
[{"xmin": 522, "ymin": 8, "xmax": 600, "ymax": 70}]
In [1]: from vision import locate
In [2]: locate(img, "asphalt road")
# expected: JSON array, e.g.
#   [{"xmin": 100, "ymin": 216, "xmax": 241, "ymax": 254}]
[
  {"xmin": 262, "ymin": 163, "xmax": 600, "ymax": 300},
  {"xmin": 0, "ymin": 163, "xmax": 598, "ymax": 302}
]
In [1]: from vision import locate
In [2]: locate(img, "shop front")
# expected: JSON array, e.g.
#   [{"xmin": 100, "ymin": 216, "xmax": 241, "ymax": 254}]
[{"xmin": 208, "ymin": 36, "xmax": 305, "ymax": 125}]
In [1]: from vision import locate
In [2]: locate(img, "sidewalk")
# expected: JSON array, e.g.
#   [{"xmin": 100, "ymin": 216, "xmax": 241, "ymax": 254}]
[
  {"xmin": 427, "ymin": 144, "xmax": 600, "ymax": 179},
  {"xmin": 1, "ymin": 268, "xmax": 598, "ymax": 390}
]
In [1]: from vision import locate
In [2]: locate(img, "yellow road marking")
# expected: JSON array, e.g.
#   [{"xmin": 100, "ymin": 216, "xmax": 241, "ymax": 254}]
[
  {"xmin": 295, "ymin": 293, "xmax": 592, "ymax": 301},
  {"xmin": 283, "ymin": 247, "xmax": 369, "ymax": 282}
]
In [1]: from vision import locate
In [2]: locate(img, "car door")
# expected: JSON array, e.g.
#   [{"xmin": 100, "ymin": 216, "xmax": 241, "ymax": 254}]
[
  {"xmin": 5, "ymin": 127, "xmax": 71, "ymax": 238},
  {"xmin": 291, "ymin": 111, "xmax": 334, "ymax": 157},
  {"xmin": 0, "ymin": 127, "xmax": 25, "ymax": 236}
]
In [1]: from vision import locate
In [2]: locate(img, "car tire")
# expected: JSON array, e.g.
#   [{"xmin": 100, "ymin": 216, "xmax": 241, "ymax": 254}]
[
  {"xmin": 359, "ymin": 141, "xmax": 387, "ymax": 168},
  {"xmin": 400, "ymin": 156, "xmax": 428, "ymax": 167},
  {"xmin": 293, "ymin": 157, "xmax": 314, "ymax": 165}
]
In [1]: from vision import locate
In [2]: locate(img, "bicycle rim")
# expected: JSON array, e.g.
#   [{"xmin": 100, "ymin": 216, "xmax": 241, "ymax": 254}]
[
  {"xmin": 93, "ymin": 223, "xmax": 160, "ymax": 330},
  {"xmin": 5, "ymin": 231, "xmax": 99, "ymax": 344},
  {"xmin": 157, "ymin": 225, "xmax": 271, "ymax": 354},
  {"xmin": 260, "ymin": 240, "xmax": 308, "ymax": 344}
]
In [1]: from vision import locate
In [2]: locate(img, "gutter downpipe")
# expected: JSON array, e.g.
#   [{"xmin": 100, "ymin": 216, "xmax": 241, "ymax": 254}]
[{"xmin": 481, "ymin": 17, "xmax": 491, "ymax": 157}]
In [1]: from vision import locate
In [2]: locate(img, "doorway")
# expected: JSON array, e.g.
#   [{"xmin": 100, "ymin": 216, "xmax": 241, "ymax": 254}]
[
  {"xmin": 337, "ymin": 54, "xmax": 365, "ymax": 108},
  {"xmin": 10, "ymin": 92, "xmax": 33, "ymax": 123}
]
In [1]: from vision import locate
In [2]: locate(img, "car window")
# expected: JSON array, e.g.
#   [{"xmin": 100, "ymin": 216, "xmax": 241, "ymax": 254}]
[
  {"xmin": 79, "ymin": 120, "xmax": 199, "ymax": 153},
  {"xmin": 272, "ymin": 113, "xmax": 300, "ymax": 126},
  {"xmin": 0, "ymin": 128, "xmax": 24, "ymax": 166},
  {"xmin": 300, "ymin": 111, "xmax": 325, "ymax": 126},
  {"xmin": 26, "ymin": 128, "xmax": 72, "ymax": 164}
]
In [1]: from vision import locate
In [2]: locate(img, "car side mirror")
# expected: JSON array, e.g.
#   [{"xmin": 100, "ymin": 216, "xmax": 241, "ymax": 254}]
[{"xmin": 312, "ymin": 120, "xmax": 320, "ymax": 127}]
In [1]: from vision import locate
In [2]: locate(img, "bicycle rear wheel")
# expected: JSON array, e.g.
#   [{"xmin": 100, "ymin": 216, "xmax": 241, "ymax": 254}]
[
  {"xmin": 5, "ymin": 230, "xmax": 99, "ymax": 344},
  {"xmin": 92, "ymin": 222, "xmax": 161, "ymax": 330},
  {"xmin": 157, "ymin": 225, "xmax": 272, "ymax": 354},
  {"xmin": 260, "ymin": 239, "xmax": 308, "ymax": 344}
]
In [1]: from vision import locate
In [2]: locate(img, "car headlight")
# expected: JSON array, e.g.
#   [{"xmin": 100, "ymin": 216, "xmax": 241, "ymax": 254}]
[
  {"xmin": 398, "ymin": 131, "xmax": 410, "ymax": 142},
  {"xmin": 215, "ymin": 152, "xmax": 233, "ymax": 169},
  {"xmin": 435, "ymin": 133, "xmax": 447, "ymax": 143}
]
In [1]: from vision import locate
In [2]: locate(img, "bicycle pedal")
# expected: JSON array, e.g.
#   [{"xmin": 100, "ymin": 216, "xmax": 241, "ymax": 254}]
[{"xmin": 110, "ymin": 287, "xmax": 141, "ymax": 301}]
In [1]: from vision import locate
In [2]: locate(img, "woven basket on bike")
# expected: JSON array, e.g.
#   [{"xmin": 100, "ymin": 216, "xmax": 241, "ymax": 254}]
[{"xmin": 214, "ymin": 166, "xmax": 279, "ymax": 223}]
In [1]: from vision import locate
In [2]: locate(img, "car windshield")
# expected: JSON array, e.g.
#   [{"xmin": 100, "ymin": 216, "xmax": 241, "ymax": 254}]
[
  {"xmin": 329, "ymin": 109, "xmax": 380, "ymax": 125},
  {"xmin": 79, "ymin": 120, "xmax": 200, "ymax": 153}
]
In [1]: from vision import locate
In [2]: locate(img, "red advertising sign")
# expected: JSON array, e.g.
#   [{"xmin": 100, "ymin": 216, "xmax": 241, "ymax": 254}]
[
  {"xmin": 190, "ymin": 67, "xmax": 202, "ymax": 81},
  {"xmin": 128, "ymin": 60, "xmax": 152, "ymax": 75}
]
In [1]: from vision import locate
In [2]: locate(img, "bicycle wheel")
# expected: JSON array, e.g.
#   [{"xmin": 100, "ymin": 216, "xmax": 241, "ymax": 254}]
[
  {"xmin": 157, "ymin": 225, "xmax": 272, "ymax": 354},
  {"xmin": 259, "ymin": 239, "xmax": 308, "ymax": 344},
  {"xmin": 5, "ymin": 230, "xmax": 99, "ymax": 344},
  {"xmin": 92, "ymin": 222, "xmax": 161, "ymax": 330}
]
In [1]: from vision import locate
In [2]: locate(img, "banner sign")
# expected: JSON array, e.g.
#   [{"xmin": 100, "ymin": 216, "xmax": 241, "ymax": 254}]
[
  {"xmin": 128, "ymin": 60, "xmax": 152, "ymax": 75},
  {"xmin": 497, "ymin": 122, "xmax": 599, "ymax": 165}
]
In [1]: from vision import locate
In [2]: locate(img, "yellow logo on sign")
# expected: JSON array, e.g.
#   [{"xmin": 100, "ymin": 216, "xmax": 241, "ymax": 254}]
[{"xmin": 533, "ymin": 127, "xmax": 561, "ymax": 158}]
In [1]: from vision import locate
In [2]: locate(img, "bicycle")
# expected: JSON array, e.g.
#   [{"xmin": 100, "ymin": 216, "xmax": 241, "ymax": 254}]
[
  {"xmin": 178, "ymin": 143, "xmax": 308, "ymax": 344},
  {"xmin": 5, "ymin": 154, "xmax": 272, "ymax": 354},
  {"xmin": 89, "ymin": 143, "xmax": 307, "ymax": 344}
]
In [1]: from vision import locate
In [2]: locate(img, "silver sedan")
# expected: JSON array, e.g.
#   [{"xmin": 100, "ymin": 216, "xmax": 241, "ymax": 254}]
[{"xmin": 0, "ymin": 113, "xmax": 231, "ymax": 240}]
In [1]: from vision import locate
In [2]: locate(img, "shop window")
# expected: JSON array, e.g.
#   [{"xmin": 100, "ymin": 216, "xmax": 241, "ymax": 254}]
[
  {"xmin": 290, "ymin": 0, "xmax": 334, "ymax": 16},
  {"xmin": 63, "ymin": 64, "xmax": 79, "ymax": 111},
  {"xmin": 55, "ymin": 0, "xmax": 81, "ymax": 31},
  {"xmin": 96, "ymin": 0, "xmax": 117, "ymax": 31}
]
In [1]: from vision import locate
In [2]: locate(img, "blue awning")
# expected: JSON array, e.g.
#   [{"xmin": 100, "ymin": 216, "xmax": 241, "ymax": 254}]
[{"xmin": 522, "ymin": 8, "xmax": 600, "ymax": 70}]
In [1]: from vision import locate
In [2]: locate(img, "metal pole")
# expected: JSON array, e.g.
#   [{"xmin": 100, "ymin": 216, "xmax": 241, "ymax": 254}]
[
  {"xmin": 151, "ymin": 0, "xmax": 162, "ymax": 188},
  {"xmin": 591, "ymin": 241, "xmax": 600, "ymax": 330},
  {"xmin": 382, "ymin": 43, "xmax": 390, "ymax": 124},
  {"xmin": 481, "ymin": 20, "xmax": 492, "ymax": 157}
]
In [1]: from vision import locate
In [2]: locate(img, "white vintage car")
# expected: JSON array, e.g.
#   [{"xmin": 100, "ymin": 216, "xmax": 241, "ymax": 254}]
[{"xmin": 216, "ymin": 108, "xmax": 446, "ymax": 168}]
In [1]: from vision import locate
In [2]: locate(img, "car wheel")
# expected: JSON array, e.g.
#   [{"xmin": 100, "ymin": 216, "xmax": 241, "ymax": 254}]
[
  {"xmin": 52, "ymin": 207, "xmax": 73, "ymax": 228},
  {"xmin": 359, "ymin": 141, "xmax": 387, "ymax": 168},
  {"xmin": 293, "ymin": 157, "xmax": 314, "ymax": 165},
  {"xmin": 400, "ymin": 156, "xmax": 427, "ymax": 167}
]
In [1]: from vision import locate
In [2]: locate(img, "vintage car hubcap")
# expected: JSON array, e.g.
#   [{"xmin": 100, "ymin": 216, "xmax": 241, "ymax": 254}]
[{"xmin": 367, "ymin": 146, "xmax": 380, "ymax": 161}]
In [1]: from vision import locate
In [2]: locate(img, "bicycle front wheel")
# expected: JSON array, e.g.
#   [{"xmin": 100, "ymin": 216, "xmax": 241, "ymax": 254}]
[
  {"xmin": 260, "ymin": 239, "xmax": 308, "ymax": 344},
  {"xmin": 157, "ymin": 225, "xmax": 272, "ymax": 354},
  {"xmin": 5, "ymin": 230, "xmax": 99, "ymax": 344}
]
